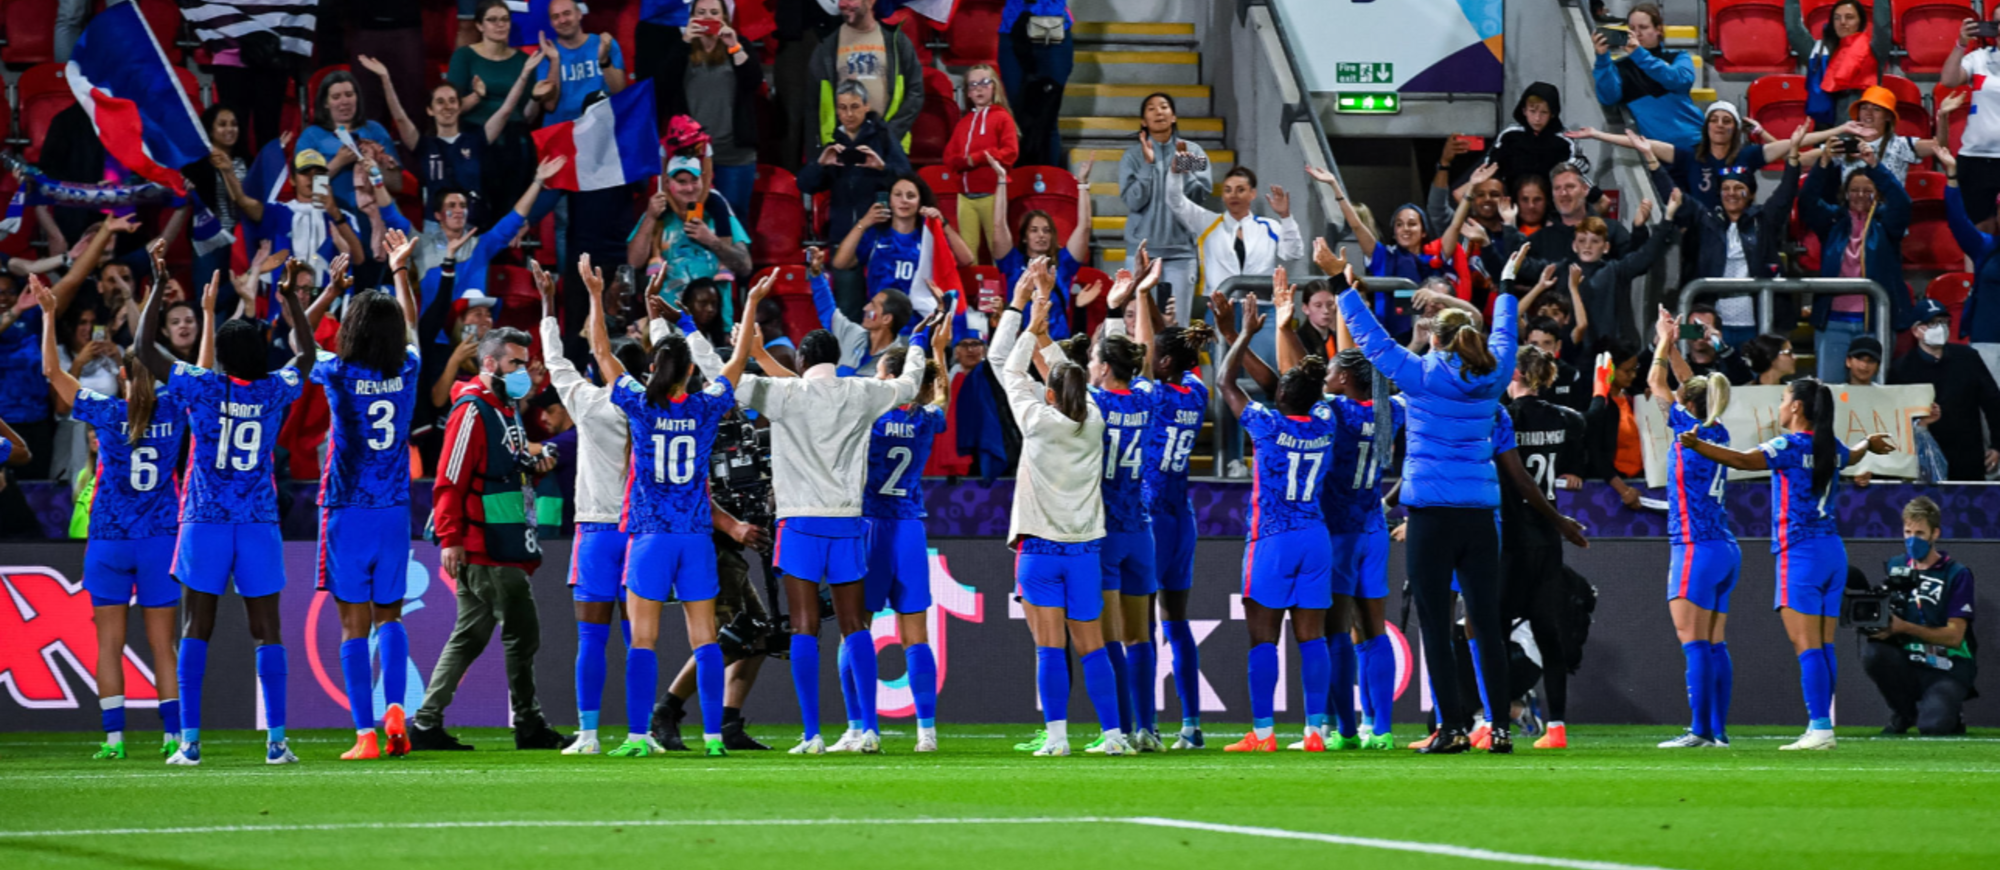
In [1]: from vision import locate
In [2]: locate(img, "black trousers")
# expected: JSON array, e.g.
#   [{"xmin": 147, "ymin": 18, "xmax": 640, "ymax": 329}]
[
  {"xmin": 209, "ymin": 65, "xmax": 293, "ymax": 153},
  {"xmin": 1406, "ymin": 506, "xmax": 1509, "ymax": 732},
  {"xmin": 1861, "ymin": 640, "xmax": 1971, "ymax": 735},
  {"xmin": 1504, "ymin": 539, "xmax": 1571, "ymax": 721}
]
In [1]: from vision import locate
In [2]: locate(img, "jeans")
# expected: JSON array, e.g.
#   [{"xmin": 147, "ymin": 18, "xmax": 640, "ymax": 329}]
[
  {"xmin": 1814, "ymin": 316, "xmax": 1870, "ymax": 383},
  {"xmin": 55, "ymin": 0, "xmax": 98, "ymax": 63},
  {"xmin": 998, "ymin": 25, "xmax": 1076, "ymax": 163},
  {"xmin": 415, "ymin": 561, "xmax": 548, "ymax": 730},
  {"xmin": 712, "ymin": 163, "xmax": 757, "ymax": 229},
  {"xmin": 1162, "ymin": 256, "xmax": 1197, "ymax": 326}
]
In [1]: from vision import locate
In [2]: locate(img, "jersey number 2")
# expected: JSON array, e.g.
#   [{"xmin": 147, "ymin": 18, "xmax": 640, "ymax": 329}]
[{"xmin": 879, "ymin": 446, "xmax": 914, "ymax": 497}]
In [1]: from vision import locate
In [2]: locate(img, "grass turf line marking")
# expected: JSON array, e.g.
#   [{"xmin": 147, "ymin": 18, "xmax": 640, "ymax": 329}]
[{"xmin": 1127, "ymin": 818, "xmax": 1686, "ymax": 870}]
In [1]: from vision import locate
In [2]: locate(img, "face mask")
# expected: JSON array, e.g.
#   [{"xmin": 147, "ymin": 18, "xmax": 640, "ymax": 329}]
[
  {"xmin": 501, "ymin": 367, "xmax": 532, "ymax": 399},
  {"xmin": 1906, "ymin": 535, "xmax": 1933, "ymax": 562},
  {"xmin": 1923, "ymin": 325, "xmax": 1948, "ymax": 346}
]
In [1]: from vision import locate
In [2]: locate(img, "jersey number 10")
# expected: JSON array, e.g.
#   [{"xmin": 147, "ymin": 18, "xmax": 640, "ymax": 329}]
[{"xmin": 652, "ymin": 434, "xmax": 698, "ymax": 484}]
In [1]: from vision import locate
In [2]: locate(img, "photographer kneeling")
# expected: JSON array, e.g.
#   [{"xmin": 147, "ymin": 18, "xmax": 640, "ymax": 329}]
[{"xmin": 1862, "ymin": 497, "xmax": 1977, "ymax": 735}]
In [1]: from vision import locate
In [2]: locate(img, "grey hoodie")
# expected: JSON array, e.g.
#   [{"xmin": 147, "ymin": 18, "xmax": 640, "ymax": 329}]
[{"xmin": 1118, "ymin": 133, "xmax": 1212, "ymax": 261}]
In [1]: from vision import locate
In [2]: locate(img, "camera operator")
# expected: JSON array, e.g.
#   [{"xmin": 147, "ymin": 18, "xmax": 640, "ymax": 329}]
[{"xmin": 1862, "ymin": 497, "xmax": 1978, "ymax": 735}]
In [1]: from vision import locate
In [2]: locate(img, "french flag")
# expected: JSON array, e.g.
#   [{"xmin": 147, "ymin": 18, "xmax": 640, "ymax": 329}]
[
  {"xmin": 532, "ymin": 80, "xmax": 660, "ymax": 192},
  {"xmin": 66, "ymin": 1, "xmax": 210, "ymax": 196},
  {"xmin": 913, "ymin": 213, "xmax": 975, "ymax": 332}
]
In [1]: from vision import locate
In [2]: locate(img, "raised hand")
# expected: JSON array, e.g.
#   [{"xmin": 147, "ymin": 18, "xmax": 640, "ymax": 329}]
[
  {"xmin": 1273, "ymin": 269, "xmax": 1297, "ymax": 327},
  {"xmin": 1865, "ymin": 433, "xmax": 1899, "ymax": 455},
  {"xmin": 1268, "ymin": 184, "xmax": 1290, "ymax": 218},
  {"xmin": 805, "ymin": 246, "xmax": 828, "ymax": 278},
  {"xmin": 387, "ymin": 228, "xmax": 417, "ymax": 270},
  {"xmin": 1139, "ymin": 130, "xmax": 1156, "ymax": 164},
  {"xmin": 535, "ymin": 156, "xmax": 568, "ymax": 182},
  {"xmin": 1239, "ymin": 294, "xmax": 1265, "ymax": 336},
  {"xmin": 1313, "ymin": 236, "xmax": 1346, "ymax": 277}
]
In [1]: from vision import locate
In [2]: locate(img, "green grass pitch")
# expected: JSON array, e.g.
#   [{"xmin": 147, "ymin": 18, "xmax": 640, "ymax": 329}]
[{"xmin": 1, "ymin": 725, "xmax": 1995, "ymax": 870}]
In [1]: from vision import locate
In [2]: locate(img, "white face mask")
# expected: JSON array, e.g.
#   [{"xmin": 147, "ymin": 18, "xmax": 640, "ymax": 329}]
[{"xmin": 1923, "ymin": 324, "xmax": 1948, "ymax": 347}]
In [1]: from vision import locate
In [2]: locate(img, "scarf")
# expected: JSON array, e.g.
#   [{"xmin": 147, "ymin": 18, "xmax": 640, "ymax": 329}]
[{"xmin": 1821, "ymin": 29, "xmax": 1879, "ymax": 93}]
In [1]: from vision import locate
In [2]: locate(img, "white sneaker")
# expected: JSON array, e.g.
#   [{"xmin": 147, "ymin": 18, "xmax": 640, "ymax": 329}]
[
  {"xmin": 1658, "ymin": 732, "xmax": 1715, "ymax": 748},
  {"xmin": 1709, "ymin": 735, "xmax": 1731, "ymax": 748},
  {"xmin": 788, "ymin": 734, "xmax": 827, "ymax": 755},
  {"xmin": 1357, "ymin": 723, "xmax": 1375, "ymax": 741},
  {"xmin": 563, "ymin": 735, "xmax": 601, "ymax": 755},
  {"xmin": 642, "ymin": 735, "xmax": 668, "ymax": 754},
  {"xmin": 913, "ymin": 731, "xmax": 938, "ymax": 753},
  {"xmin": 1099, "ymin": 732, "xmax": 1132, "ymax": 756},
  {"xmin": 264, "ymin": 741, "xmax": 300, "ymax": 765},
  {"xmin": 825, "ymin": 729, "xmax": 865, "ymax": 753},
  {"xmin": 1032, "ymin": 737, "xmax": 1071, "ymax": 757},
  {"xmin": 1134, "ymin": 729, "xmax": 1166, "ymax": 753},
  {"xmin": 1780, "ymin": 729, "xmax": 1837, "ymax": 751},
  {"xmin": 1171, "ymin": 729, "xmax": 1206, "ymax": 750},
  {"xmin": 858, "ymin": 730, "xmax": 882, "ymax": 754},
  {"xmin": 165, "ymin": 743, "xmax": 201, "ymax": 766}
]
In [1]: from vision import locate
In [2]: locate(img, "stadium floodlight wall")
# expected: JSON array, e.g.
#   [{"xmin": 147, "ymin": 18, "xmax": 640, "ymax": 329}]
[{"xmin": 3, "ymin": 537, "xmax": 1993, "ymax": 732}]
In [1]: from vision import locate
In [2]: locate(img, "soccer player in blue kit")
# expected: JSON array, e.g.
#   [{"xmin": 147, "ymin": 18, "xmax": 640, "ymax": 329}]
[
  {"xmin": 33, "ymin": 266, "xmax": 184, "ymax": 759},
  {"xmin": 605, "ymin": 272, "xmax": 766, "ymax": 758},
  {"xmin": 145, "ymin": 264, "xmax": 317, "ymax": 766},
  {"xmin": 317, "ymin": 230, "xmax": 423, "ymax": 761},
  {"xmin": 1214, "ymin": 295, "xmax": 1337, "ymax": 753},
  {"xmin": 1142, "ymin": 307, "xmax": 1213, "ymax": 750},
  {"xmin": 1645, "ymin": 307, "xmax": 1741, "ymax": 748},
  {"xmin": 1678, "ymin": 377, "xmax": 1896, "ymax": 751}
]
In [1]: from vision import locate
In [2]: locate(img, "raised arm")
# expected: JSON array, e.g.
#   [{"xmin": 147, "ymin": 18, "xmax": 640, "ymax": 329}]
[
  {"xmin": 197, "ymin": 269, "xmax": 219, "ymax": 370},
  {"xmin": 1066, "ymin": 155, "xmax": 1096, "ymax": 263},
  {"xmin": 1215, "ymin": 295, "xmax": 1265, "ymax": 419},
  {"xmin": 1308, "ymin": 164, "xmax": 1375, "ymax": 255},
  {"xmin": 989, "ymin": 155, "xmax": 1015, "ymax": 260},
  {"xmin": 358, "ymin": 55, "xmax": 421, "ymax": 151},
  {"xmin": 30, "ymin": 277, "xmax": 81, "ymax": 407},
  {"xmin": 50, "ymin": 215, "xmax": 137, "ymax": 317},
  {"xmin": 1678, "ymin": 430, "xmax": 1768, "ymax": 470},
  {"xmin": 570, "ymin": 254, "xmax": 624, "ymax": 382},
  {"xmin": 1209, "ymin": 284, "xmax": 1277, "ymax": 396},
  {"xmin": 1335, "ymin": 287, "xmax": 1424, "ymax": 385},
  {"xmin": 485, "ymin": 49, "xmax": 544, "ymax": 143},
  {"xmin": 279, "ymin": 270, "xmax": 319, "ymax": 372},
  {"xmin": 1646, "ymin": 305, "xmax": 1678, "ymax": 407},
  {"xmin": 722, "ymin": 273, "xmax": 775, "ymax": 387}
]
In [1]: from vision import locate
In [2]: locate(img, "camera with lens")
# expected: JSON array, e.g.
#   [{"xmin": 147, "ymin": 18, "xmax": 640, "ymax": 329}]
[
  {"xmin": 719, "ymin": 609, "xmax": 779, "ymax": 659},
  {"xmin": 1843, "ymin": 566, "xmax": 1920, "ymax": 634},
  {"xmin": 708, "ymin": 408, "xmax": 773, "ymax": 533}
]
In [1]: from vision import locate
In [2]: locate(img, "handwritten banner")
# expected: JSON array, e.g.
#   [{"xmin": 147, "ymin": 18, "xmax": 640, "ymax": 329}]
[{"xmin": 1637, "ymin": 384, "xmax": 1936, "ymax": 486}]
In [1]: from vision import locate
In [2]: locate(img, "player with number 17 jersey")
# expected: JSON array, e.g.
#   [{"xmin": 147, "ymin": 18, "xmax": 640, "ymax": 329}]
[
  {"xmin": 1241, "ymin": 401, "xmax": 1336, "ymax": 609},
  {"xmin": 172, "ymin": 360, "xmax": 303, "ymax": 598},
  {"xmin": 314, "ymin": 346, "xmax": 423, "ymax": 604}
]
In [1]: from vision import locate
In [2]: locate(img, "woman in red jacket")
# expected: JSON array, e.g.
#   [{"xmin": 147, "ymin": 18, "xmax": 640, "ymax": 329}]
[{"xmin": 945, "ymin": 64, "xmax": 1020, "ymax": 263}]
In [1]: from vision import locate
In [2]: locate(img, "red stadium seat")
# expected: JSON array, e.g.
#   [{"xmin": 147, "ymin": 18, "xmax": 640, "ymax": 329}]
[
  {"xmin": 1936, "ymin": 82, "xmax": 1971, "ymax": 152},
  {"xmin": 1709, "ymin": 0, "xmax": 1795, "ymax": 73},
  {"xmin": 531, "ymin": 212, "xmax": 557, "ymax": 266},
  {"xmin": 887, "ymin": 7, "xmax": 941, "ymax": 67},
  {"xmin": 1006, "ymin": 166, "xmax": 1081, "ymax": 243},
  {"xmin": 759, "ymin": 265, "xmax": 825, "ymax": 342},
  {"xmin": 19, "ymin": 65, "xmax": 78, "ymax": 163},
  {"xmin": 920, "ymin": 165, "xmax": 961, "ymax": 232},
  {"xmin": 1926, "ymin": 272, "xmax": 1975, "ymax": 342},
  {"xmin": 582, "ymin": 0, "xmax": 642, "ymax": 72},
  {"xmin": 1747, "ymin": 75, "xmax": 1812, "ymax": 143},
  {"xmin": 751, "ymin": 164, "xmax": 805, "ymax": 268},
  {"xmin": 174, "ymin": 66, "xmax": 205, "ymax": 109},
  {"xmin": 1073, "ymin": 265, "xmax": 1111, "ymax": 336},
  {"xmin": 1802, "ymin": 0, "xmax": 1839, "ymax": 33},
  {"xmin": 942, "ymin": 0, "xmax": 1003, "ymax": 68},
  {"xmin": 910, "ymin": 68, "xmax": 961, "ymax": 167},
  {"xmin": 487, "ymin": 264, "xmax": 542, "ymax": 332},
  {"xmin": 1880, "ymin": 74, "xmax": 1929, "ymax": 139},
  {"xmin": 423, "ymin": 3, "xmax": 462, "ymax": 68},
  {"xmin": 1894, "ymin": 0, "xmax": 1976, "ymax": 74},
  {"xmin": 3, "ymin": 0, "xmax": 57, "ymax": 65},
  {"xmin": 138, "ymin": 0, "xmax": 185, "ymax": 63},
  {"xmin": 1903, "ymin": 170, "xmax": 1966, "ymax": 270},
  {"xmin": 959, "ymin": 264, "xmax": 1005, "ymax": 319}
]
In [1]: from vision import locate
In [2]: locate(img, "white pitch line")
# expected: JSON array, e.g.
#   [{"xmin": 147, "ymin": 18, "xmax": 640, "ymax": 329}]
[{"xmin": 1127, "ymin": 818, "xmax": 1688, "ymax": 870}]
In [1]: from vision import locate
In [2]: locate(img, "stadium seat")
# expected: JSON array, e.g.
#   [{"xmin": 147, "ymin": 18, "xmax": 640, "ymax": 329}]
[
  {"xmin": 1802, "ymin": 0, "xmax": 1838, "ymax": 33},
  {"xmin": 920, "ymin": 165, "xmax": 961, "ymax": 230},
  {"xmin": 1073, "ymin": 265, "xmax": 1111, "ymax": 336},
  {"xmin": 1006, "ymin": 166, "xmax": 1081, "ymax": 244},
  {"xmin": 1894, "ymin": 0, "xmax": 1976, "ymax": 74},
  {"xmin": 751, "ymin": 164, "xmax": 805, "ymax": 268},
  {"xmin": 488, "ymin": 264, "xmax": 542, "ymax": 332},
  {"xmin": 887, "ymin": 6, "xmax": 941, "ymax": 68},
  {"xmin": 582, "ymin": 0, "xmax": 642, "ymax": 71},
  {"xmin": 1936, "ymin": 82, "xmax": 1971, "ymax": 153},
  {"xmin": 759, "ymin": 265, "xmax": 825, "ymax": 342},
  {"xmin": 959, "ymin": 264, "xmax": 1005, "ymax": 322},
  {"xmin": 809, "ymin": 189, "xmax": 830, "ymax": 243},
  {"xmin": 1903, "ymin": 170, "xmax": 1966, "ymax": 270},
  {"xmin": 910, "ymin": 67, "xmax": 961, "ymax": 167},
  {"xmin": 530, "ymin": 212, "xmax": 558, "ymax": 266},
  {"xmin": 423, "ymin": 3, "xmax": 462, "ymax": 69},
  {"xmin": 138, "ymin": 0, "xmax": 185, "ymax": 63},
  {"xmin": 19, "ymin": 64, "xmax": 77, "ymax": 163},
  {"xmin": 1747, "ymin": 75, "xmax": 1812, "ymax": 142},
  {"xmin": 1709, "ymin": 0, "xmax": 1795, "ymax": 73},
  {"xmin": 1926, "ymin": 272, "xmax": 1974, "ymax": 342},
  {"xmin": 174, "ymin": 66, "xmax": 206, "ymax": 109},
  {"xmin": 1881, "ymin": 74, "xmax": 1929, "ymax": 139},
  {"xmin": 942, "ymin": 0, "xmax": 1003, "ymax": 68},
  {"xmin": 3, "ymin": 0, "xmax": 57, "ymax": 65}
]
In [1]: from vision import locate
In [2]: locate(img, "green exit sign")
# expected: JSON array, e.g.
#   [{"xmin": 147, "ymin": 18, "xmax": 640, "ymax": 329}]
[
  {"xmin": 1335, "ymin": 62, "xmax": 1394, "ymax": 84},
  {"xmin": 1335, "ymin": 92, "xmax": 1401, "ymax": 114}
]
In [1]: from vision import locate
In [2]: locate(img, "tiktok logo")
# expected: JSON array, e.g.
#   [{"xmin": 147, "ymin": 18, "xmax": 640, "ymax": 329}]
[
  {"xmin": 0, "ymin": 567, "xmax": 161, "ymax": 710},
  {"xmin": 869, "ymin": 549, "xmax": 983, "ymax": 717}
]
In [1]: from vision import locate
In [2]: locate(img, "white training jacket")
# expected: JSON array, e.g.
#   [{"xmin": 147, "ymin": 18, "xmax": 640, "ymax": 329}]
[
  {"xmin": 735, "ymin": 344, "xmax": 926, "ymax": 519},
  {"xmin": 540, "ymin": 316, "xmax": 628, "ymax": 525},
  {"xmin": 1165, "ymin": 176, "xmax": 1304, "ymax": 297},
  {"xmin": 989, "ymin": 309, "xmax": 1105, "ymax": 546}
]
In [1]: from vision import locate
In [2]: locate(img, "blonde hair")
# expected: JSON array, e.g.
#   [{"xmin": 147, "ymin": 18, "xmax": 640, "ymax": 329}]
[
  {"xmin": 1433, "ymin": 308, "xmax": 1497, "ymax": 377},
  {"xmin": 964, "ymin": 63, "xmax": 1009, "ymax": 110},
  {"xmin": 1903, "ymin": 496, "xmax": 1943, "ymax": 532}
]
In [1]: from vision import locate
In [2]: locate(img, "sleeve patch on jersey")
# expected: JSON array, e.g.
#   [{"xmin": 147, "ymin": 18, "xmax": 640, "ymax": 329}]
[
  {"xmin": 278, "ymin": 368, "xmax": 301, "ymax": 387},
  {"xmin": 622, "ymin": 376, "xmax": 645, "ymax": 393},
  {"xmin": 703, "ymin": 379, "xmax": 727, "ymax": 397}
]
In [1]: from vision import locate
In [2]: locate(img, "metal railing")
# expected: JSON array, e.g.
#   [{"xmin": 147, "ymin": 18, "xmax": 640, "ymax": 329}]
[{"xmin": 1676, "ymin": 278, "xmax": 1894, "ymax": 384}]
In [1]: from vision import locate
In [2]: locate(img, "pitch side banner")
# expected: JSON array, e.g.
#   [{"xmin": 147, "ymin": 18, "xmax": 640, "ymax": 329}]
[
  {"xmin": 3, "ymin": 538, "xmax": 1994, "ymax": 731},
  {"xmin": 1637, "ymin": 384, "xmax": 1936, "ymax": 487}
]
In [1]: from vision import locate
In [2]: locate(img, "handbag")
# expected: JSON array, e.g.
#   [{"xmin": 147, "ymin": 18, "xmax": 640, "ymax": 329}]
[{"xmin": 1026, "ymin": 15, "xmax": 1067, "ymax": 44}]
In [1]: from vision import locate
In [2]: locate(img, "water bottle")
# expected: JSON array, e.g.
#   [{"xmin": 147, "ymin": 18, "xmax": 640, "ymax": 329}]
[{"xmin": 1033, "ymin": 173, "xmax": 1046, "ymax": 194}]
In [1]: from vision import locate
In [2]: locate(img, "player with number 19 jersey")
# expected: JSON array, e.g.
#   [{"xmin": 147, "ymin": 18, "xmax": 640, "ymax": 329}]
[
  {"xmin": 72, "ymin": 388, "xmax": 186, "ymax": 608},
  {"xmin": 1240, "ymin": 401, "xmax": 1336, "ymax": 610},
  {"xmin": 314, "ymin": 347, "xmax": 422, "ymax": 606},
  {"xmin": 612, "ymin": 374, "xmax": 736, "ymax": 603},
  {"xmin": 1145, "ymin": 372, "xmax": 1207, "ymax": 591},
  {"xmin": 865, "ymin": 403, "xmax": 946, "ymax": 614},
  {"xmin": 1666, "ymin": 405, "xmax": 1741, "ymax": 612},
  {"xmin": 171, "ymin": 361, "xmax": 303, "ymax": 598},
  {"xmin": 1095, "ymin": 380, "xmax": 1159, "ymax": 595}
]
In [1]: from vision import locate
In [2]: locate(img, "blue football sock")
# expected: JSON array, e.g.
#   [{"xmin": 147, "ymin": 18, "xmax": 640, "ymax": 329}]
[
  {"xmin": 843, "ymin": 630, "xmax": 879, "ymax": 733},
  {"xmin": 1163, "ymin": 619, "xmax": 1201, "ymax": 727},
  {"xmin": 158, "ymin": 698, "xmax": 181, "ymax": 736},
  {"xmin": 177, "ymin": 638, "xmax": 207, "ymax": 744},
  {"xmin": 100, "ymin": 697, "xmax": 125, "ymax": 736},
  {"xmin": 1036, "ymin": 646, "xmax": 1068, "ymax": 724},
  {"xmin": 1822, "ymin": 642, "xmax": 1838, "ymax": 700},
  {"xmin": 694, "ymin": 643, "xmax": 725, "ymax": 737},
  {"xmin": 1103, "ymin": 642, "xmax": 1133, "ymax": 734},
  {"xmin": 1080, "ymin": 648, "xmax": 1122, "ymax": 733},
  {"xmin": 340, "ymin": 638, "xmax": 373, "ymax": 731},
  {"xmin": 1799, "ymin": 648, "xmax": 1832, "ymax": 727},
  {"xmin": 1361, "ymin": 635, "xmax": 1395, "ymax": 735},
  {"xmin": 619, "ymin": 619, "xmax": 632, "ymax": 649},
  {"xmin": 1248, "ymin": 642, "xmax": 1278, "ymax": 730},
  {"xmin": 575, "ymin": 622, "xmax": 608, "ymax": 732},
  {"xmin": 1467, "ymin": 637, "xmax": 1495, "ymax": 722},
  {"xmin": 836, "ymin": 632, "xmax": 861, "ymax": 731},
  {"xmin": 1330, "ymin": 635, "xmax": 1358, "ymax": 738},
  {"xmin": 625, "ymin": 647, "xmax": 658, "ymax": 737},
  {"xmin": 1128, "ymin": 639, "xmax": 1158, "ymax": 733},
  {"xmin": 256, "ymin": 644, "xmax": 287, "ymax": 740},
  {"xmin": 790, "ymin": 634, "xmax": 821, "ymax": 739},
  {"xmin": 1298, "ymin": 637, "xmax": 1330, "ymax": 733},
  {"xmin": 1709, "ymin": 642, "xmax": 1733, "ymax": 739},
  {"xmin": 1355, "ymin": 638, "xmax": 1377, "ymax": 724},
  {"xmin": 906, "ymin": 643, "xmax": 939, "ymax": 728},
  {"xmin": 1681, "ymin": 640, "xmax": 1712, "ymax": 738},
  {"xmin": 377, "ymin": 621, "xmax": 409, "ymax": 711}
]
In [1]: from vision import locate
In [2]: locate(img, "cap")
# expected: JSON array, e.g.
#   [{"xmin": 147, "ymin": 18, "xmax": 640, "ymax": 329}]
[
  {"xmin": 1845, "ymin": 334, "xmax": 1882, "ymax": 361},
  {"xmin": 1705, "ymin": 101, "xmax": 1742, "ymax": 127},
  {"xmin": 453, "ymin": 289, "xmax": 499, "ymax": 313},
  {"xmin": 1849, "ymin": 85, "xmax": 1898, "ymax": 121},
  {"xmin": 293, "ymin": 149, "xmax": 328, "ymax": 172},
  {"xmin": 1916, "ymin": 297, "xmax": 1950, "ymax": 323},
  {"xmin": 666, "ymin": 155, "xmax": 703, "ymax": 178}
]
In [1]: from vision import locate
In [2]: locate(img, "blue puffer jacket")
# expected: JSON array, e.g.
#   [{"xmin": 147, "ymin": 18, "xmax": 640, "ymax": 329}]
[{"xmin": 1337, "ymin": 290, "xmax": 1517, "ymax": 508}]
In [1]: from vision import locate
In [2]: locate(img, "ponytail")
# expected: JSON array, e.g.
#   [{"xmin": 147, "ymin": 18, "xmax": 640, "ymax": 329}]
[
  {"xmin": 646, "ymin": 334, "xmax": 694, "ymax": 409},
  {"xmin": 1805, "ymin": 379, "xmax": 1838, "ymax": 498},
  {"xmin": 1278, "ymin": 355, "xmax": 1328, "ymax": 416},
  {"xmin": 122, "ymin": 351, "xmax": 157, "ymax": 446},
  {"xmin": 1049, "ymin": 361, "xmax": 1090, "ymax": 430},
  {"xmin": 1434, "ymin": 308, "xmax": 1497, "ymax": 378}
]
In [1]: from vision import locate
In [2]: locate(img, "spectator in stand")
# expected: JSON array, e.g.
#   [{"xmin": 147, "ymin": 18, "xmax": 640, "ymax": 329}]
[
  {"xmin": 1939, "ymin": 143, "xmax": 2000, "ymax": 379},
  {"xmin": 449, "ymin": 0, "xmax": 546, "ymax": 226},
  {"xmin": 633, "ymin": 0, "xmax": 695, "ymax": 125},
  {"xmin": 809, "ymin": 0, "xmax": 924, "ymax": 150},
  {"xmin": 1800, "ymin": 139, "xmax": 1916, "ymax": 381},
  {"xmin": 253, "ymin": 150, "xmax": 366, "ymax": 289},
  {"xmin": 1789, "ymin": 0, "xmax": 1891, "ymax": 129},
  {"xmin": 1433, "ymin": 140, "xmax": 1525, "ymax": 286},
  {"xmin": 1567, "ymin": 190, "xmax": 1678, "ymax": 350},
  {"xmin": 1529, "ymin": 163, "xmax": 1642, "ymax": 272},
  {"xmin": 1743, "ymin": 332, "xmax": 1797, "ymax": 385},
  {"xmin": 54, "ymin": 304, "xmax": 122, "ymax": 402},
  {"xmin": 1584, "ymin": 341, "xmax": 1648, "ymax": 507},
  {"xmin": 989, "ymin": 155, "xmax": 1093, "ymax": 339},
  {"xmin": 998, "ymin": 0, "xmax": 1075, "ymax": 165},
  {"xmin": 627, "ymin": 155, "xmax": 755, "ymax": 327},
  {"xmin": 1120, "ymin": 93, "xmax": 1212, "ymax": 326},
  {"xmin": 534, "ymin": 0, "xmax": 628, "ymax": 127},
  {"xmin": 192, "ymin": 0, "xmax": 304, "ymax": 151},
  {"xmin": 1945, "ymin": 15, "xmax": 2000, "ymax": 230},
  {"xmin": 805, "ymin": 246, "xmax": 915, "ymax": 377},
  {"xmin": 801, "ymin": 81, "xmax": 911, "ymax": 283},
  {"xmin": 0, "ymin": 274, "xmax": 56, "ymax": 481},
  {"xmin": 1801, "ymin": 88, "xmax": 1946, "ymax": 185},
  {"xmin": 1320, "ymin": 163, "xmax": 1462, "ymax": 336},
  {"xmin": 297, "ymin": 69, "xmax": 406, "ymax": 238},
  {"xmin": 1680, "ymin": 303, "xmax": 1757, "ymax": 384},
  {"xmin": 1290, "ymin": 279, "xmax": 1343, "ymax": 360},
  {"xmin": 945, "ymin": 64, "xmax": 1020, "ymax": 264},
  {"xmin": 410, "ymin": 159, "xmax": 564, "ymax": 346},
  {"xmin": 653, "ymin": 0, "xmax": 766, "ymax": 222},
  {"xmin": 833, "ymin": 171, "xmax": 971, "ymax": 320},
  {"xmin": 1841, "ymin": 334, "xmax": 1884, "ymax": 384},
  {"xmin": 1168, "ymin": 165, "xmax": 1302, "ymax": 310},
  {"xmin": 1523, "ymin": 315, "xmax": 1592, "ymax": 415},
  {"xmin": 1891, "ymin": 298, "xmax": 2000, "ymax": 481},
  {"xmin": 1592, "ymin": 3, "xmax": 1701, "ymax": 146},
  {"xmin": 363, "ymin": 52, "xmax": 535, "ymax": 231},
  {"xmin": 429, "ymin": 291, "xmax": 498, "ymax": 412},
  {"xmin": 1487, "ymin": 83, "xmax": 1589, "ymax": 189},
  {"xmin": 1574, "ymin": 105, "xmax": 1830, "ymax": 211},
  {"xmin": 1655, "ymin": 123, "xmax": 1809, "ymax": 345},
  {"xmin": 54, "ymin": 0, "xmax": 90, "ymax": 63},
  {"xmin": 157, "ymin": 301, "xmax": 202, "ymax": 364},
  {"xmin": 185, "ymin": 106, "xmax": 260, "ymax": 294},
  {"xmin": 1513, "ymin": 174, "xmax": 1552, "ymax": 239}
]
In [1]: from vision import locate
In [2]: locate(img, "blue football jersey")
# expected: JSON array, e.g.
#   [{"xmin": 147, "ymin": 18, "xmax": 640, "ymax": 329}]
[
  {"xmin": 612, "ymin": 374, "xmax": 735, "ymax": 535},
  {"xmin": 1096, "ymin": 380, "xmax": 1159, "ymax": 533},
  {"xmin": 1491, "ymin": 402, "xmax": 1517, "ymax": 454},
  {"xmin": 1320, "ymin": 395, "xmax": 1405, "ymax": 536},
  {"xmin": 70, "ymin": 387, "xmax": 185, "ymax": 540},
  {"xmin": 312, "ymin": 347, "xmax": 421, "ymax": 509},
  {"xmin": 861, "ymin": 225, "xmax": 923, "ymax": 296},
  {"xmin": 1667, "ymin": 405, "xmax": 1735, "ymax": 545},
  {"xmin": 173, "ymin": 362, "xmax": 303, "ymax": 525},
  {"xmin": 1760, "ymin": 431, "xmax": 1849, "ymax": 552},
  {"xmin": 1144, "ymin": 372, "xmax": 1208, "ymax": 514},
  {"xmin": 1242, "ymin": 401, "xmax": 1336, "ymax": 541},
  {"xmin": 865, "ymin": 403, "xmax": 947, "ymax": 519}
]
